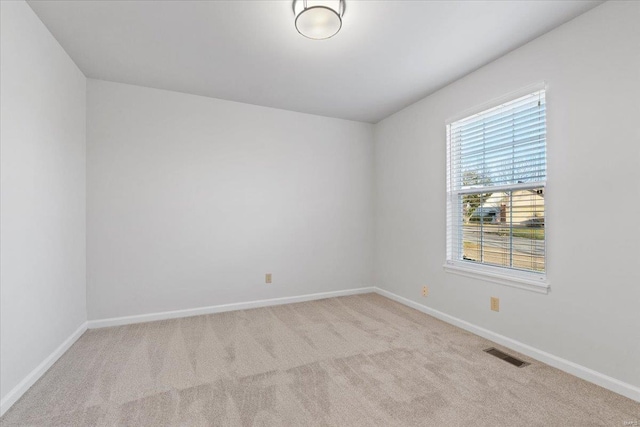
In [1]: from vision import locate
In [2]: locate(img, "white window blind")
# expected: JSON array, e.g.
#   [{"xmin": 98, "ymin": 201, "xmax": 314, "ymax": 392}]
[{"xmin": 446, "ymin": 89, "xmax": 546, "ymax": 279}]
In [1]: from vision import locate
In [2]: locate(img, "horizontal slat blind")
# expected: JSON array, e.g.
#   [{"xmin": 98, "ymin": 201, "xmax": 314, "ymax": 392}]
[
  {"xmin": 449, "ymin": 91, "xmax": 546, "ymax": 190},
  {"xmin": 446, "ymin": 90, "xmax": 546, "ymax": 275}
]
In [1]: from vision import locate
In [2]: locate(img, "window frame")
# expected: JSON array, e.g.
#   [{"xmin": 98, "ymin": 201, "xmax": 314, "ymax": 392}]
[{"xmin": 443, "ymin": 83, "xmax": 549, "ymax": 294}]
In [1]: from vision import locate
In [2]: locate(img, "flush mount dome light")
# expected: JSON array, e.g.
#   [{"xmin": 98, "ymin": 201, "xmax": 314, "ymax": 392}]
[{"xmin": 293, "ymin": 0, "xmax": 345, "ymax": 40}]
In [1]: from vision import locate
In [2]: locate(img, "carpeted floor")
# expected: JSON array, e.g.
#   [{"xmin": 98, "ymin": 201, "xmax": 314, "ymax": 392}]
[{"xmin": 2, "ymin": 293, "xmax": 639, "ymax": 426}]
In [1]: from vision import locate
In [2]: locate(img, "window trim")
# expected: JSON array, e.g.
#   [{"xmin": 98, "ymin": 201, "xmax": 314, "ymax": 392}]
[
  {"xmin": 445, "ymin": 81, "xmax": 547, "ymax": 126},
  {"xmin": 443, "ymin": 262, "xmax": 549, "ymax": 294},
  {"xmin": 444, "ymin": 82, "xmax": 549, "ymax": 293}
]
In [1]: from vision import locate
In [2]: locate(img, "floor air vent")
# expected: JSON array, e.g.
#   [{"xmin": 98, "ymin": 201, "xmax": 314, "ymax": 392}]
[{"xmin": 484, "ymin": 347, "xmax": 530, "ymax": 368}]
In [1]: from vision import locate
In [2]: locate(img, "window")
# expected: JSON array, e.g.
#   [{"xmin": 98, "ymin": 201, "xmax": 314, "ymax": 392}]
[{"xmin": 445, "ymin": 87, "xmax": 547, "ymax": 291}]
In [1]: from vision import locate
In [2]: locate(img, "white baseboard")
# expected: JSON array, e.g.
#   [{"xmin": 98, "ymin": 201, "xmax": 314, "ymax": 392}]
[
  {"xmin": 374, "ymin": 287, "xmax": 640, "ymax": 403},
  {"xmin": 0, "ymin": 321, "xmax": 88, "ymax": 417},
  {"xmin": 88, "ymin": 287, "xmax": 375, "ymax": 329}
]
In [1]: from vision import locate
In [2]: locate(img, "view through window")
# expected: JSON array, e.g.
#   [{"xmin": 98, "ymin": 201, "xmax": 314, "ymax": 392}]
[{"xmin": 446, "ymin": 89, "xmax": 546, "ymax": 276}]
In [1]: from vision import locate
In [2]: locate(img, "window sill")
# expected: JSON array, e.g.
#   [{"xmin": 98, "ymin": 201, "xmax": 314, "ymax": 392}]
[{"xmin": 443, "ymin": 262, "xmax": 549, "ymax": 294}]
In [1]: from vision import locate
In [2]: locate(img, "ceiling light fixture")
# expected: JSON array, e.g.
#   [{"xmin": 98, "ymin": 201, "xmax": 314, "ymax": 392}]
[{"xmin": 293, "ymin": 0, "xmax": 345, "ymax": 40}]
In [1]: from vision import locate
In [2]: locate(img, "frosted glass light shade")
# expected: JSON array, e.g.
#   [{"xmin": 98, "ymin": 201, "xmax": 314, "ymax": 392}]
[{"xmin": 295, "ymin": 6, "xmax": 342, "ymax": 40}]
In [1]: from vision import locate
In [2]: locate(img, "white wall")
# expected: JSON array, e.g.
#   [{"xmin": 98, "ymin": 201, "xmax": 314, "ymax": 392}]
[
  {"xmin": 87, "ymin": 80, "xmax": 374, "ymax": 320},
  {"xmin": 0, "ymin": 0, "xmax": 87, "ymax": 403},
  {"xmin": 374, "ymin": 0, "xmax": 640, "ymax": 389}
]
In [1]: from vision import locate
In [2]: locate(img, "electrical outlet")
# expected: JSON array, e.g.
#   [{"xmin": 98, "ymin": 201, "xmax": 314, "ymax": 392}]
[
  {"xmin": 265, "ymin": 273, "xmax": 272, "ymax": 284},
  {"xmin": 422, "ymin": 286, "xmax": 429, "ymax": 297},
  {"xmin": 491, "ymin": 297, "xmax": 500, "ymax": 312}
]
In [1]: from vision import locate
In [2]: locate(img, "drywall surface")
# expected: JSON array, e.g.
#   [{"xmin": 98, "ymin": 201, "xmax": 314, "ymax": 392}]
[
  {"xmin": 87, "ymin": 80, "xmax": 374, "ymax": 320},
  {"xmin": 0, "ymin": 0, "xmax": 87, "ymax": 402},
  {"xmin": 373, "ymin": 1, "xmax": 640, "ymax": 387}
]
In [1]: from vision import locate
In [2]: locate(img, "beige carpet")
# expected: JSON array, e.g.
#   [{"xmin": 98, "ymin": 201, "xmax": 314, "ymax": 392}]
[{"xmin": 2, "ymin": 293, "xmax": 638, "ymax": 426}]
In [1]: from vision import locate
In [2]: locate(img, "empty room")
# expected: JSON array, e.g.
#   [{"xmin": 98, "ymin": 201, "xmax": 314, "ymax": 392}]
[{"xmin": 1, "ymin": 0, "xmax": 639, "ymax": 425}]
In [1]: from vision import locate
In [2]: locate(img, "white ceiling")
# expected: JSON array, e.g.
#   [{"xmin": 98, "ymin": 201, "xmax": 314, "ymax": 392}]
[{"xmin": 28, "ymin": 0, "xmax": 602, "ymax": 123}]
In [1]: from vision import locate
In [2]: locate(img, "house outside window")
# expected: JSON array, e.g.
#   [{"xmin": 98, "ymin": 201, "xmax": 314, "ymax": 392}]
[{"xmin": 445, "ymin": 86, "xmax": 548, "ymax": 292}]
